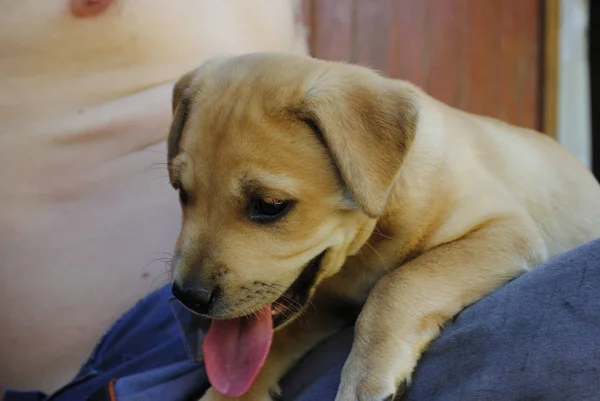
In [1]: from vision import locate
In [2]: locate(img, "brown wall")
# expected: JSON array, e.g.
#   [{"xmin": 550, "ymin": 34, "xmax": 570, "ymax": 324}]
[{"xmin": 302, "ymin": 0, "xmax": 544, "ymax": 131}]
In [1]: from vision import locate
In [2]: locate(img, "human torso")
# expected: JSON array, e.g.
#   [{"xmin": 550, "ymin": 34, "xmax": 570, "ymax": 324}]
[{"xmin": 0, "ymin": 0, "xmax": 306, "ymax": 392}]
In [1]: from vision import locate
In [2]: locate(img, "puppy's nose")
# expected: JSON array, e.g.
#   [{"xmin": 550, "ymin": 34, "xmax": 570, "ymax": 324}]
[{"xmin": 172, "ymin": 281, "xmax": 218, "ymax": 315}]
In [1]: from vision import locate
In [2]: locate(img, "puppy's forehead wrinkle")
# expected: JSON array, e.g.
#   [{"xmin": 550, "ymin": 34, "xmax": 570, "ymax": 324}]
[{"xmin": 240, "ymin": 171, "xmax": 301, "ymax": 196}]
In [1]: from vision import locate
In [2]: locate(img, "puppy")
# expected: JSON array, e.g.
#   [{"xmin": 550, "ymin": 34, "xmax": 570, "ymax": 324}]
[{"xmin": 167, "ymin": 53, "xmax": 600, "ymax": 401}]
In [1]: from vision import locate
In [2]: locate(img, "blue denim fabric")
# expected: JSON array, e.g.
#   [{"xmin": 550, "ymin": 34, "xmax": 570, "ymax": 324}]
[
  {"xmin": 4, "ymin": 284, "xmax": 196, "ymax": 401},
  {"xmin": 283, "ymin": 238, "xmax": 600, "ymax": 401},
  {"xmin": 5, "ymin": 237, "xmax": 600, "ymax": 401}
]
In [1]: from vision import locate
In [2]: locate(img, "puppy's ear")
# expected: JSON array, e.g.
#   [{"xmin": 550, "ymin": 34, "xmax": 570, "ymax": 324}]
[
  {"xmin": 167, "ymin": 70, "xmax": 196, "ymax": 164},
  {"xmin": 297, "ymin": 68, "xmax": 419, "ymax": 217},
  {"xmin": 167, "ymin": 55, "xmax": 233, "ymax": 169}
]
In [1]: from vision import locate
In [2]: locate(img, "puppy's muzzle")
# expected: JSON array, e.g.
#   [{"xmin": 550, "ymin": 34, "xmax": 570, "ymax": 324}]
[{"xmin": 172, "ymin": 280, "xmax": 219, "ymax": 315}]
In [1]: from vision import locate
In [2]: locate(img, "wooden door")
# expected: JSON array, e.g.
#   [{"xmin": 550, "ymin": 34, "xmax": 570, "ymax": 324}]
[{"xmin": 302, "ymin": 0, "xmax": 544, "ymax": 131}]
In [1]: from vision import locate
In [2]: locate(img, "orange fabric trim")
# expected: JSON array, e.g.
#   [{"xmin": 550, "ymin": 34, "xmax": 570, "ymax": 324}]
[{"xmin": 108, "ymin": 378, "xmax": 118, "ymax": 401}]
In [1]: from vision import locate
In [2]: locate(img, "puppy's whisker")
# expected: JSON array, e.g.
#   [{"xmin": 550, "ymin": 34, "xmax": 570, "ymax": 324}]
[
  {"xmin": 374, "ymin": 227, "xmax": 395, "ymax": 240},
  {"xmin": 150, "ymin": 251, "xmax": 176, "ymax": 257},
  {"xmin": 363, "ymin": 240, "xmax": 386, "ymax": 266},
  {"xmin": 267, "ymin": 288, "xmax": 300, "ymax": 311},
  {"xmin": 148, "ymin": 162, "xmax": 172, "ymax": 168},
  {"xmin": 280, "ymin": 295, "xmax": 302, "ymax": 312},
  {"xmin": 265, "ymin": 283, "xmax": 296, "ymax": 296},
  {"xmin": 150, "ymin": 270, "xmax": 174, "ymax": 290},
  {"xmin": 272, "ymin": 300, "xmax": 296, "ymax": 319},
  {"xmin": 139, "ymin": 149, "xmax": 168, "ymax": 155},
  {"xmin": 249, "ymin": 305, "xmax": 262, "ymax": 321},
  {"xmin": 264, "ymin": 283, "xmax": 304, "ymax": 312},
  {"xmin": 355, "ymin": 226, "xmax": 396, "ymax": 241},
  {"xmin": 351, "ymin": 236, "xmax": 369, "ymax": 262},
  {"xmin": 264, "ymin": 283, "xmax": 286, "ymax": 289},
  {"xmin": 140, "ymin": 256, "xmax": 174, "ymax": 273},
  {"xmin": 147, "ymin": 166, "xmax": 170, "ymax": 173},
  {"xmin": 279, "ymin": 294, "xmax": 303, "ymax": 312}
]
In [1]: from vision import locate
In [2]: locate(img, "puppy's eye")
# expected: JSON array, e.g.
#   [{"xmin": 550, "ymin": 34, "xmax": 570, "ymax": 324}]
[
  {"xmin": 250, "ymin": 198, "xmax": 291, "ymax": 223},
  {"xmin": 178, "ymin": 187, "xmax": 189, "ymax": 205}
]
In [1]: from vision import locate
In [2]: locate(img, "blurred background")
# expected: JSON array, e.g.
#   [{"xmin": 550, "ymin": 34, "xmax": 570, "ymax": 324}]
[
  {"xmin": 1, "ymin": 0, "xmax": 598, "ymax": 396},
  {"xmin": 301, "ymin": 0, "xmax": 597, "ymax": 177}
]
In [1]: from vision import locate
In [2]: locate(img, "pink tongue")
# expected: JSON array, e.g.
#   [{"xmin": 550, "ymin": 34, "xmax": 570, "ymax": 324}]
[{"xmin": 203, "ymin": 306, "xmax": 273, "ymax": 397}]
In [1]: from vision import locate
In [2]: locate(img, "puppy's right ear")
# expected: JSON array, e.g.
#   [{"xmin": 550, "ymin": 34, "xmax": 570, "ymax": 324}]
[
  {"xmin": 167, "ymin": 56, "xmax": 233, "ymax": 170},
  {"xmin": 167, "ymin": 70, "xmax": 196, "ymax": 164},
  {"xmin": 295, "ymin": 67, "xmax": 419, "ymax": 218}
]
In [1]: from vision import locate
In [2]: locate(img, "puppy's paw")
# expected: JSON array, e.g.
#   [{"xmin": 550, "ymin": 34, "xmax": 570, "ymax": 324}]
[
  {"xmin": 199, "ymin": 385, "xmax": 281, "ymax": 401},
  {"xmin": 334, "ymin": 349, "xmax": 413, "ymax": 401},
  {"xmin": 334, "ymin": 373, "xmax": 406, "ymax": 401}
]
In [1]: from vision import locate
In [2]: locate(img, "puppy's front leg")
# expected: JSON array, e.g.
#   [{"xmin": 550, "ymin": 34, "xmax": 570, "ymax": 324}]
[
  {"xmin": 201, "ymin": 299, "xmax": 355, "ymax": 401},
  {"xmin": 336, "ymin": 219, "xmax": 546, "ymax": 401}
]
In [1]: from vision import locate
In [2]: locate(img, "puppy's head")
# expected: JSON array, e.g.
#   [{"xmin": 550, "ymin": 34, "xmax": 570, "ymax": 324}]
[{"xmin": 168, "ymin": 53, "xmax": 418, "ymax": 328}]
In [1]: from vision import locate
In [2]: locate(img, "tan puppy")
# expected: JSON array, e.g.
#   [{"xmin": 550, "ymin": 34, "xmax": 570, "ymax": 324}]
[{"xmin": 166, "ymin": 53, "xmax": 600, "ymax": 401}]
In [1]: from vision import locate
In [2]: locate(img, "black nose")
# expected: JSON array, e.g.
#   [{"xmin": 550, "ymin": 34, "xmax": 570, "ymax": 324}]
[{"xmin": 172, "ymin": 281, "xmax": 217, "ymax": 315}]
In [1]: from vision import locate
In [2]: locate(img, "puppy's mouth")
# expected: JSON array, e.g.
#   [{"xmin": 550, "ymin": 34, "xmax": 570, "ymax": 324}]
[
  {"xmin": 270, "ymin": 249, "xmax": 326, "ymax": 328},
  {"xmin": 202, "ymin": 250, "xmax": 326, "ymax": 397}
]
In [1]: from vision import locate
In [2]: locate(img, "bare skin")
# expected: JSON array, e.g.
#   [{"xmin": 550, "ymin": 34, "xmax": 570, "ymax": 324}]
[{"xmin": 0, "ymin": 0, "xmax": 307, "ymax": 393}]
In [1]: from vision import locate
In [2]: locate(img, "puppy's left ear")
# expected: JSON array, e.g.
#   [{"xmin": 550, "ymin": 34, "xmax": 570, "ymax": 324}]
[
  {"xmin": 296, "ymin": 67, "xmax": 420, "ymax": 218},
  {"xmin": 167, "ymin": 55, "xmax": 234, "ymax": 170},
  {"xmin": 167, "ymin": 70, "xmax": 197, "ymax": 165}
]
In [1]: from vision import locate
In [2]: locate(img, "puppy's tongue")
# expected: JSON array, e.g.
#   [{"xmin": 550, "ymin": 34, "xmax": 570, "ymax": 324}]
[{"xmin": 203, "ymin": 305, "xmax": 273, "ymax": 397}]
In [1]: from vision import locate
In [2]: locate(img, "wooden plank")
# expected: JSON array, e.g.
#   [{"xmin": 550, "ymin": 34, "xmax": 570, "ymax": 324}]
[
  {"xmin": 419, "ymin": 0, "xmax": 468, "ymax": 108},
  {"xmin": 308, "ymin": 0, "xmax": 544, "ymax": 131},
  {"xmin": 354, "ymin": 0, "xmax": 395, "ymax": 70},
  {"xmin": 300, "ymin": 0, "xmax": 314, "ymax": 53},
  {"xmin": 543, "ymin": 0, "xmax": 560, "ymax": 138},
  {"xmin": 310, "ymin": 0, "xmax": 354, "ymax": 61}
]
